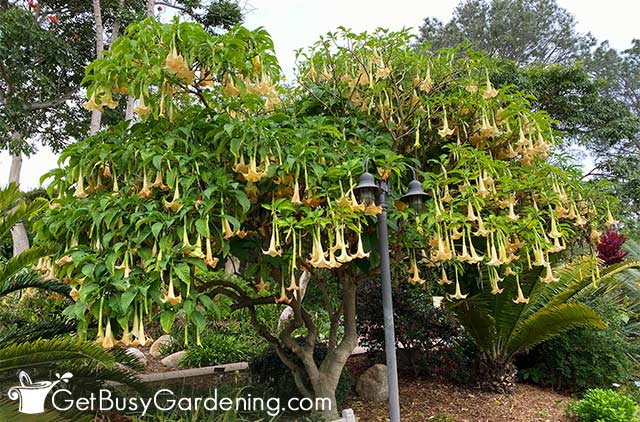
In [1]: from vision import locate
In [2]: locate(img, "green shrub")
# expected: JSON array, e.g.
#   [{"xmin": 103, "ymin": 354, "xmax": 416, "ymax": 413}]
[
  {"xmin": 566, "ymin": 389, "xmax": 637, "ymax": 422},
  {"xmin": 250, "ymin": 341, "xmax": 352, "ymax": 406},
  {"xmin": 357, "ymin": 279, "xmax": 476, "ymax": 383},
  {"xmin": 180, "ymin": 326, "xmax": 265, "ymax": 368},
  {"xmin": 517, "ymin": 299, "xmax": 639, "ymax": 391}
]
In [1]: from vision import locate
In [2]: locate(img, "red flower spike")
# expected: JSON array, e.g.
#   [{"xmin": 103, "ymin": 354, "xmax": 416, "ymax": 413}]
[
  {"xmin": 48, "ymin": 14, "xmax": 59, "ymax": 24},
  {"xmin": 597, "ymin": 229, "xmax": 627, "ymax": 266}
]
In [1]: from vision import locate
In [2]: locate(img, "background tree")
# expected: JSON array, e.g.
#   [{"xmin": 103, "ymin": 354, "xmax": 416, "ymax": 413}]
[
  {"xmin": 418, "ymin": 0, "xmax": 640, "ymax": 225},
  {"xmin": 418, "ymin": 0, "xmax": 595, "ymax": 65},
  {"xmin": 0, "ymin": 0, "xmax": 243, "ymax": 260}
]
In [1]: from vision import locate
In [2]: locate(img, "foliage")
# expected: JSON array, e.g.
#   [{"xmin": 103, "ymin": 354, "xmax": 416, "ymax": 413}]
[
  {"xmin": 357, "ymin": 279, "xmax": 475, "ymax": 383},
  {"xmin": 447, "ymin": 256, "xmax": 640, "ymax": 391},
  {"xmin": 249, "ymin": 342, "xmax": 352, "ymax": 406},
  {"xmin": 518, "ymin": 298, "xmax": 639, "ymax": 392},
  {"xmin": 566, "ymin": 389, "xmax": 638, "ymax": 422},
  {"xmin": 180, "ymin": 323, "xmax": 266, "ymax": 368},
  {"xmin": 37, "ymin": 20, "xmax": 616, "ymax": 414},
  {"xmin": 597, "ymin": 230, "xmax": 627, "ymax": 265},
  {"xmin": 418, "ymin": 0, "xmax": 640, "ymax": 226},
  {"xmin": 0, "ymin": 184, "xmax": 140, "ymax": 416},
  {"xmin": 418, "ymin": 0, "xmax": 594, "ymax": 65}
]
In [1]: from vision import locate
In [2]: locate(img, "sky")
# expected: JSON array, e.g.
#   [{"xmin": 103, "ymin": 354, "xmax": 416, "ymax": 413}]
[{"xmin": 2, "ymin": 0, "xmax": 639, "ymax": 189}]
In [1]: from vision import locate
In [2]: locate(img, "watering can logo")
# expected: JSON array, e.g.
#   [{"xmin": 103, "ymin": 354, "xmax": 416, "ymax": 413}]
[{"xmin": 7, "ymin": 371, "xmax": 73, "ymax": 414}]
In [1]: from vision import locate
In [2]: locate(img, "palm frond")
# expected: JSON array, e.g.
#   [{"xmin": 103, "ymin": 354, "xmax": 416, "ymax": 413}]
[
  {"xmin": 0, "ymin": 183, "xmax": 21, "ymax": 213},
  {"xmin": 0, "ymin": 398, "xmax": 93, "ymax": 422},
  {"xmin": 0, "ymin": 320, "xmax": 77, "ymax": 348},
  {"xmin": 0, "ymin": 337, "xmax": 141, "ymax": 387},
  {"xmin": 547, "ymin": 258, "xmax": 640, "ymax": 308},
  {"xmin": 0, "ymin": 271, "xmax": 71, "ymax": 298},
  {"xmin": 0, "ymin": 246, "xmax": 50, "ymax": 282},
  {"xmin": 448, "ymin": 297, "xmax": 497, "ymax": 357},
  {"xmin": 0, "ymin": 198, "xmax": 48, "ymax": 241},
  {"xmin": 505, "ymin": 303, "xmax": 605, "ymax": 360}
]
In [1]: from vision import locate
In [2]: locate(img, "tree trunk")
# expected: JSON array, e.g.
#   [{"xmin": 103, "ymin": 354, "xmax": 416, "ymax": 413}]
[
  {"xmin": 305, "ymin": 272, "xmax": 359, "ymax": 419},
  {"xmin": 9, "ymin": 153, "xmax": 29, "ymax": 256},
  {"xmin": 90, "ymin": 0, "xmax": 104, "ymax": 135},
  {"xmin": 146, "ymin": 0, "xmax": 155, "ymax": 16},
  {"xmin": 473, "ymin": 356, "xmax": 517, "ymax": 393}
]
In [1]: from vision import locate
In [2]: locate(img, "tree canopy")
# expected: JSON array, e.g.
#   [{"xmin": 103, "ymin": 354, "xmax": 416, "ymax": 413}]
[{"xmin": 32, "ymin": 17, "xmax": 617, "ymax": 414}]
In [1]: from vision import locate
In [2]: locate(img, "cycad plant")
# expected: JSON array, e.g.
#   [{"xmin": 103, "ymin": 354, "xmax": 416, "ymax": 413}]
[
  {"xmin": 0, "ymin": 184, "xmax": 141, "ymax": 419},
  {"xmin": 447, "ymin": 256, "xmax": 640, "ymax": 392}
]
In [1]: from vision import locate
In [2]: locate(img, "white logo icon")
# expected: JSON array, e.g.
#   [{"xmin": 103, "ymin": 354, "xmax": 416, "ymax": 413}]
[{"xmin": 7, "ymin": 371, "xmax": 72, "ymax": 414}]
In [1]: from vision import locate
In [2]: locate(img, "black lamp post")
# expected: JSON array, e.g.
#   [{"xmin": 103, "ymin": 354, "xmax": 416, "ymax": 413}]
[{"xmin": 353, "ymin": 159, "xmax": 429, "ymax": 422}]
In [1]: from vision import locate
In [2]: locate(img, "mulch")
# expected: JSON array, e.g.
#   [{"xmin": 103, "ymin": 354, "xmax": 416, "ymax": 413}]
[
  {"xmin": 344, "ymin": 354, "xmax": 573, "ymax": 422},
  {"xmin": 345, "ymin": 379, "xmax": 573, "ymax": 422}
]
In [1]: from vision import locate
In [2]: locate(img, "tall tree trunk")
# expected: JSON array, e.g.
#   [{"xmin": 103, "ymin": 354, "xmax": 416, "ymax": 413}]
[
  {"xmin": 90, "ymin": 0, "xmax": 105, "ymax": 135},
  {"xmin": 9, "ymin": 152, "xmax": 29, "ymax": 256}
]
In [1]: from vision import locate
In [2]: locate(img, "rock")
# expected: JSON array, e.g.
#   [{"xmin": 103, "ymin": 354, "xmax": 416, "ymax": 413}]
[
  {"xmin": 160, "ymin": 350, "xmax": 186, "ymax": 369},
  {"xmin": 149, "ymin": 335, "xmax": 173, "ymax": 358},
  {"xmin": 125, "ymin": 347, "xmax": 148, "ymax": 368},
  {"xmin": 356, "ymin": 364, "xmax": 388, "ymax": 402}
]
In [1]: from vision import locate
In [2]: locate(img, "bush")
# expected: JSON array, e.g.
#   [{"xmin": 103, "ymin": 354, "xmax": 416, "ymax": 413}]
[
  {"xmin": 250, "ymin": 341, "xmax": 352, "ymax": 406},
  {"xmin": 566, "ymin": 389, "xmax": 637, "ymax": 422},
  {"xmin": 517, "ymin": 299, "xmax": 639, "ymax": 391},
  {"xmin": 180, "ymin": 331, "xmax": 264, "ymax": 368},
  {"xmin": 176, "ymin": 317, "xmax": 266, "ymax": 368},
  {"xmin": 357, "ymin": 279, "xmax": 475, "ymax": 383}
]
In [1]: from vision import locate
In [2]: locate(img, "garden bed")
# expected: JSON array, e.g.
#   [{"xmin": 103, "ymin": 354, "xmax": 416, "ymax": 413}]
[{"xmin": 345, "ymin": 379, "xmax": 572, "ymax": 422}]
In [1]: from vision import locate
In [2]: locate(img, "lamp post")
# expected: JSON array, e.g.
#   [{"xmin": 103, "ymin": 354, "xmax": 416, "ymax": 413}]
[{"xmin": 354, "ymin": 159, "xmax": 429, "ymax": 422}]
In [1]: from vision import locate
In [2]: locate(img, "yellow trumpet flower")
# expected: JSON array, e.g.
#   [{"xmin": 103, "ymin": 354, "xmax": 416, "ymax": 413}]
[
  {"xmin": 138, "ymin": 169, "xmax": 152, "ymax": 199},
  {"xmin": 438, "ymin": 108, "xmax": 455, "ymax": 138},
  {"xmin": 151, "ymin": 170, "xmax": 169, "ymax": 190},
  {"xmin": 82, "ymin": 94, "xmax": 103, "ymax": 111},
  {"xmin": 352, "ymin": 232, "xmax": 370, "ymax": 259},
  {"xmin": 513, "ymin": 275, "xmax": 529, "ymax": 304},
  {"xmin": 222, "ymin": 217, "xmax": 235, "ymax": 240},
  {"xmin": 162, "ymin": 275, "xmax": 182, "ymax": 306},
  {"xmin": 456, "ymin": 236, "xmax": 472, "ymax": 263},
  {"xmin": 73, "ymin": 169, "xmax": 88, "ymax": 198},
  {"xmin": 482, "ymin": 76, "xmax": 498, "ymax": 99},
  {"xmin": 605, "ymin": 204, "xmax": 619, "ymax": 228},
  {"xmin": 437, "ymin": 267, "xmax": 452, "ymax": 286},
  {"xmin": 539, "ymin": 261, "xmax": 559, "ymax": 283},
  {"xmin": 101, "ymin": 320, "xmax": 116, "ymax": 350},
  {"xmin": 255, "ymin": 278, "xmax": 270, "ymax": 292},
  {"xmin": 287, "ymin": 273, "xmax": 299, "ymax": 291},
  {"xmin": 275, "ymin": 282, "xmax": 291, "ymax": 304},
  {"xmin": 133, "ymin": 95, "xmax": 150, "ymax": 116},
  {"xmin": 263, "ymin": 224, "xmax": 282, "ymax": 257},
  {"xmin": 204, "ymin": 237, "xmax": 219, "ymax": 268},
  {"xmin": 163, "ymin": 179, "xmax": 182, "ymax": 212},
  {"xmin": 291, "ymin": 180, "xmax": 302, "ymax": 205},
  {"xmin": 450, "ymin": 277, "xmax": 468, "ymax": 300},
  {"xmin": 187, "ymin": 236, "xmax": 205, "ymax": 259}
]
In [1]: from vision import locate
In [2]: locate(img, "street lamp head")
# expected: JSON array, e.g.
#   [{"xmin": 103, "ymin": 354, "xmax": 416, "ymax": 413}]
[
  {"xmin": 353, "ymin": 171, "xmax": 382, "ymax": 206},
  {"xmin": 400, "ymin": 179, "xmax": 430, "ymax": 210}
]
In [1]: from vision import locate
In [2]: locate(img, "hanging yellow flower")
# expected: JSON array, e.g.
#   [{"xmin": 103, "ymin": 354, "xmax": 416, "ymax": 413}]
[
  {"xmin": 82, "ymin": 94, "xmax": 103, "ymax": 111},
  {"xmin": 162, "ymin": 275, "xmax": 182, "ymax": 306},
  {"xmin": 513, "ymin": 275, "xmax": 529, "ymax": 304},
  {"xmin": 133, "ymin": 95, "xmax": 150, "ymax": 115}
]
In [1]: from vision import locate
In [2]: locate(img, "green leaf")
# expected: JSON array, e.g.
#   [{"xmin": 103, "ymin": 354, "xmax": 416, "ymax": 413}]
[
  {"xmin": 191, "ymin": 310, "xmax": 206, "ymax": 331},
  {"xmin": 160, "ymin": 310, "xmax": 176, "ymax": 333},
  {"xmin": 174, "ymin": 262, "xmax": 191, "ymax": 284},
  {"xmin": 151, "ymin": 222, "xmax": 164, "ymax": 238}
]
